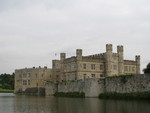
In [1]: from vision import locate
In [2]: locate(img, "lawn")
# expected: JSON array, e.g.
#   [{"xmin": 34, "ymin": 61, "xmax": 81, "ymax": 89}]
[{"xmin": 0, "ymin": 88, "xmax": 14, "ymax": 93}]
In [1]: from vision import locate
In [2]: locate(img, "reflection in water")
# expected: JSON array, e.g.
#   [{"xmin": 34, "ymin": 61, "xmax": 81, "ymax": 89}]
[{"xmin": 0, "ymin": 93, "xmax": 150, "ymax": 113}]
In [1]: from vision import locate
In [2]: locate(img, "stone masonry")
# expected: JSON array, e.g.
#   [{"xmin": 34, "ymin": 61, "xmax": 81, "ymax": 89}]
[
  {"xmin": 15, "ymin": 44, "xmax": 141, "ymax": 93},
  {"xmin": 45, "ymin": 74, "xmax": 150, "ymax": 97}
]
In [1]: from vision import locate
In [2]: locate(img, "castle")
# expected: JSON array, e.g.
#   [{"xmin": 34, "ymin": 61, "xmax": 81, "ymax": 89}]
[{"xmin": 15, "ymin": 44, "xmax": 140, "ymax": 93}]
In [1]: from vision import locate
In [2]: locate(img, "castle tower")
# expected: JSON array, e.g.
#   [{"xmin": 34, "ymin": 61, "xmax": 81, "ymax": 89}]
[
  {"xmin": 76, "ymin": 49, "xmax": 82, "ymax": 80},
  {"xmin": 76, "ymin": 49, "xmax": 82, "ymax": 61},
  {"xmin": 105, "ymin": 44, "xmax": 113, "ymax": 76},
  {"xmin": 135, "ymin": 55, "xmax": 140, "ymax": 74},
  {"xmin": 117, "ymin": 45, "xmax": 124, "ymax": 75},
  {"xmin": 60, "ymin": 53, "xmax": 66, "ymax": 81},
  {"xmin": 60, "ymin": 53, "xmax": 66, "ymax": 61},
  {"xmin": 60, "ymin": 53, "xmax": 66, "ymax": 71}
]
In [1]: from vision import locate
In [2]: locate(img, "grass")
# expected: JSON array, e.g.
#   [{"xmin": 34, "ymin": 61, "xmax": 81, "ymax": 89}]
[{"xmin": 0, "ymin": 88, "xmax": 14, "ymax": 93}]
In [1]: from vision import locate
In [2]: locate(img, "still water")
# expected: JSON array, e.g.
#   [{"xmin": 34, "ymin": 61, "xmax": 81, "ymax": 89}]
[{"xmin": 0, "ymin": 93, "xmax": 150, "ymax": 113}]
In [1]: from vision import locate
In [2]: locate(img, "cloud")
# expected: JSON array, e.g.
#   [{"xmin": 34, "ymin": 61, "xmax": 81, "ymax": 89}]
[{"xmin": 0, "ymin": 0, "xmax": 150, "ymax": 73}]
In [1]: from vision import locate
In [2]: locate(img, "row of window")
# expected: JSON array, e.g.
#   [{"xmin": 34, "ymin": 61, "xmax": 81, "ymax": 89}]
[
  {"xmin": 84, "ymin": 74, "xmax": 104, "ymax": 78},
  {"xmin": 20, "ymin": 73, "xmax": 45, "ymax": 78},
  {"xmin": 64, "ymin": 64, "xmax": 77, "ymax": 70},
  {"xmin": 83, "ymin": 64, "xmax": 104, "ymax": 70},
  {"xmin": 22, "ymin": 80, "xmax": 30, "ymax": 85},
  {"xmin": 124, "ymin": 66, "xmax": 135, "ymax": 72},
  {"xmin": 63, "ymin": 73, "xmax": 104, "ymax": 81}
]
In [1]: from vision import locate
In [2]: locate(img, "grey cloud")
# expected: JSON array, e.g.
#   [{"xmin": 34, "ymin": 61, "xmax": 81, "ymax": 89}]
[{"xmin": 0, "ymin": 0, "xmax": 150, "ymax": 73}]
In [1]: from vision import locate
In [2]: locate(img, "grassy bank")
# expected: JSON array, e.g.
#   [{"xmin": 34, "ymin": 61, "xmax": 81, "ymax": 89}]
[
  {"xmin": 99, "ymin": 92, "xmax": 150, "ymax": 100},
  {"xmin": 54, "ymin": 92, "xmax": 85, "ymax": 98},
  {"xmin": 0, "ymin": 88, "xmax": 14, "ymax": 93}
]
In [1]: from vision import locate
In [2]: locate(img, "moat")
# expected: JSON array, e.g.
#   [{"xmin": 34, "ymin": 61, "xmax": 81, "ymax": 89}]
[{"xmin": 0, "ymin": 93, "xmax": 150, "ymax": 113}]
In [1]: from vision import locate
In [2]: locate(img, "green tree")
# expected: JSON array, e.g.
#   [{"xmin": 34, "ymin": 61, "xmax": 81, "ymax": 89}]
[
  {"xmin": 0, "ymin": 73, "xmax": 14, "ymax": 89},
  {"xmin": 143, "ymin": 63, "xmax": 150, "ymax": 74}
]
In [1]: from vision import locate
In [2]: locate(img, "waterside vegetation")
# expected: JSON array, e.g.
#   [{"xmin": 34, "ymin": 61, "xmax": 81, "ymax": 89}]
[
  {"xmin": 0, "ymin": 88, "xmax": 14, "ymax": 93},
  {"xmin": 99, "ymin": 92, "xmax": 150, "ymax": 100},
  {"xmin": 54, "ymin": 92, "xmax": 85, "ymax": 98},
  {"xmin": 0, "ymin": 73, "xmax": 14, "ymax": 93}
]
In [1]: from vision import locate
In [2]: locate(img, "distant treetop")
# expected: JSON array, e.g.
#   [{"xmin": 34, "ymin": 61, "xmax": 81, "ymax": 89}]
[{"xmin": 143, "ymin": 63, "xmax": 150, "ymax": 74}]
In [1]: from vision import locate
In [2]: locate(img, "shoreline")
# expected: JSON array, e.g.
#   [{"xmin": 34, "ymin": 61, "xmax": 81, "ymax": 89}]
[
  {"xmin": 99, "ymin": 92, "xmax": 150, "ymax": 100},
  {"xmin": 0, "ymin": 91, "xmax": 14, "ymax": 93}
]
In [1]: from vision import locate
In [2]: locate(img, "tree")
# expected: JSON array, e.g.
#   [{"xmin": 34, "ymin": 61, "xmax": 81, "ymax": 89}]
[
  {"xmin": 0, "ymin": 73, "xmax": 14, "ymax": 89},
  {"xmin": 143, "ymin": 63, "xmax": 150, "ymax": 74}
]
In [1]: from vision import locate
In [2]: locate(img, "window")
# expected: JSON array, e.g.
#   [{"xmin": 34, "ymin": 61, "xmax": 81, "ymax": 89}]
[
  {"xmin": 35, "ymin": 74, "xmax": 37, "ymax": 77},
  {"xmin": 28, "ymin": 80, "xmax": 30, "ymax": 85},
  {"xmin": 83, "ymin": 64, "xmax": 86, "ymax": 69},
  {"xmin": 83, "ymin": 74, "xmax": 86, "ymax": 80},
  {"xmin": 132, "ymin": 67, "xmax": 135, "ymax": 72},
  {"xmin": 92, "ymin": 74, "xmax": 95, "ymax": 78},
  {"xmin": 22, "ymin": 80, "xmax": 27, "ymax": 85},
  {"xmin": 100, "ymin": 65, "xmax": 103, "ymax": 70},
  {"xmin": 91, "ymin": 64, "xmax": 95, "ymax": 70},
  {"xmin": 113, "ymin": 65, "xmax": 117, "ymax": 70},
  {"xmin": 71, "ymin": 64, "xmax": 76, "ymax": 70},
  {"xmin": 28, "ymin": 73, "xmax": 31, "ymax": 77},
  {"xmin": 23, "ymin": 73, "xmax": 27, "ymax": 78},
  {"xmin": 129, "ymin": 66, "xmax": 131, "ymax": 72},
  {"xmin": 41, "ymin": 74, "xmax": 44, "ymax": 77},
  {"xmin": 100, "ymin": 74, "xmax": 104, "ymax": 77},
  {"xmin": 124, "ymin": 66, "xmax": 128, "ymax": 71},
  {"xmin": 53, "ymin": 63, "xmax": 55, "ymax": 68}
]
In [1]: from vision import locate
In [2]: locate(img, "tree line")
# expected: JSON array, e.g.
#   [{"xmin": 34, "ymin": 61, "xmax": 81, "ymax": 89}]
[{"xmin": 0, "ymin": 73, "xmax": 14, "ymax": 90}]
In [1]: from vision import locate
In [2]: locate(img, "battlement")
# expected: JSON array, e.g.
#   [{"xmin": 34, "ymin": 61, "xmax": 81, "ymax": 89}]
[
  {"xmin": 15, "ymin": 66, "xmax": 51, "ymax": 73},
  {"xmin": 85, "ymin": 53, "xmax": 105, "ymax": 59},
  {"xmin": 82, "ymin": 53, "xmax": 105, "ymax": 62},
  {"xmin": 117, "ymin": 45, "xmax": 123, "ymax": 52},
  {"xmin": 124, "ymin": 60, "xmax": 136, "ymax": 65},
  {"xmin": 106, "ymin": 44, "xmax": 113, "ymax": 52},
  {"xmin": 113, "ymin": 53, "xmax": 118, "ymax": 57},
  {"xmin": 60, "ymin": 53, "xmax": 66, "ymax": 60},
  {"xmin": 135, "ymin": 55, "xmax": 140, "ymax": 60},
  {"xmin": 64, "ymin": 56, "xmax": 77, "ymax": 63}
]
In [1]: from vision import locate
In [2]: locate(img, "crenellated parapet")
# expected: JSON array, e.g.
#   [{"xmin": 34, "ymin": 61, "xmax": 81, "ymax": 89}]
[
  {"xmin": 82, "ymin": 53, "xmax": 105, "ymax": 62},
  {"xmin": 64, "ymin": 56, "xmax": 77, "ymax": 63},
  {"xmin": 113, "ymin": 53, "xmax": 118, "ymax": 57},
  {"xmin": 85, "ymin": 53, "xmax": 105, "ymax": 59},
  {"xmin": 124, "ymin": 60, "xmax": 136, "ymax": 65},
  {"xmin": 106, "ymin": 44, "xmax": 112, "ymax": 52}
]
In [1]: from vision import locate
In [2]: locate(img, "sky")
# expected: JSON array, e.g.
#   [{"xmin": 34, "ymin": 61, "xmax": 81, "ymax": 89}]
[{"xmin": 0, "ymin": 0, "xmax": 150, "ymax": 74}]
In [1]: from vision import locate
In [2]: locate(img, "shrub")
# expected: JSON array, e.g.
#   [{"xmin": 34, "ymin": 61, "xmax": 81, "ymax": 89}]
[
  {"xmin": 54, "ymin": 92, "xmax": 85, "ymax": 98},
  {"xmin": 99, "ymin": 92, "xmax": 150, "ymax": 100}
]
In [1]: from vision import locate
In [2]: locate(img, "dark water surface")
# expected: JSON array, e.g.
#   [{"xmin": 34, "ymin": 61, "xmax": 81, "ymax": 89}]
[{"xmin": 0, "ymin": 93, "xmax": 150, "ymax": 113}]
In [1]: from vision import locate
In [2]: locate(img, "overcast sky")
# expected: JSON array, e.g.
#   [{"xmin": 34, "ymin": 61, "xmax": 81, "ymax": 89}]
[{"xmin": 0, "ymin": 0, "xmax": 150, "ymax": 74}]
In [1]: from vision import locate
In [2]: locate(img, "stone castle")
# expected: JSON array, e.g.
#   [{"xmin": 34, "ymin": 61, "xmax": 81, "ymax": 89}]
[{"xmin": 15, "ymin": 44, "xmax": 140, "ymax": 93}]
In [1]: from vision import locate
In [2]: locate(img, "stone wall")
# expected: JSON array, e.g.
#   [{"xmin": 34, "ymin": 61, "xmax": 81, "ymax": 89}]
[
  {"xmin": 45, "ymin": 78, "xmax": 105, "ymax": 97},
  {"xmin": 45, "ymin": 82, "xmax": 57, "ymax": 96},
  {"xmin": 45, "ymin": 74, "xmax": 150, "ymax": 97},
  {"xmin": 105, "ymin": 74, "xmax": 150, "ymax": 93},
  {"xmin": 15, "ymin": 87, "xmax": 45, "ymax": 96}
]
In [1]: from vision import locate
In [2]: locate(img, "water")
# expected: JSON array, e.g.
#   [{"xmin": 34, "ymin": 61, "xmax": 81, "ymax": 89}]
[{"xmin": 0, "ymin": 93, "xmax": 150, "ymax": 113}]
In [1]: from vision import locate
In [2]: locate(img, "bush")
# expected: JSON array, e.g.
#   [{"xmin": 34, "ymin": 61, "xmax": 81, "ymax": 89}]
[
  {"xmin": 143, "ymin": 63, "xmax": 150, "ymax": 74},
  {"xmin": 54, "ymin": 92, "xmax": 85, "ymax": 98},
  {"xmin": 120, "ymin": 76, "xmax": 127, "ymax": 84},
  {"xmin": 99, "ymin": 92, "xmax": 150, "ymax": 100}
]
